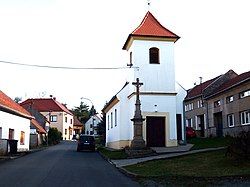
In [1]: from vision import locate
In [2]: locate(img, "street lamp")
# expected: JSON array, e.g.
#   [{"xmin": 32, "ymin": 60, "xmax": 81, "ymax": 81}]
[{"xmin": 80, "ymin": 97, "xmax": 95, "ymax": 135}]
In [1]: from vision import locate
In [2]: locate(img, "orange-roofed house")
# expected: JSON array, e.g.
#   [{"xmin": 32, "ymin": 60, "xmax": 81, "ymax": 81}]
[
  {"xmin": 21, "ymin": 97, "xmax": 74, "ymax": 140},
  {"xmin": 0, "ymin": 90, "xmax": 32, "ymax": 154}
]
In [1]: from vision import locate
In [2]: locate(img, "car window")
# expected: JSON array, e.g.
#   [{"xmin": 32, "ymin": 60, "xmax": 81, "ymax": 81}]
[{"xmin": 80, "ymin": 136, "xmax": 94, "ymax": 141}]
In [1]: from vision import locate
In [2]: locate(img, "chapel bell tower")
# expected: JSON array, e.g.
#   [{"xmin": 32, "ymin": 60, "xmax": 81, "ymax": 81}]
[{"xmin": 122, "ymin": 11, "xmax": 180, "ymax": 93}]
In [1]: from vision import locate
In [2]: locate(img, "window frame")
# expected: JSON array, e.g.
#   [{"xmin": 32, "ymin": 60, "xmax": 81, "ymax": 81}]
[
  {"xmin": 226, "ymin": 96, "xmax": 234, "ymax": 103},
  {"xmin": 111, "ymin": 112, "xmax": 113, "ymax": 129},
  {"xmin": 240, "ymin": 110, "xmax": 250, "ymax": 125},
  {"xmin": 227, "ymin": 114, "xmax": 235, "ymax": 127},
  {"xmin": 214, "ymin": 100, "xmax": 221, "ymax": 107},
  {"xmin": 115, "ymin": 109, "xmax": 117, "ymax": 127},
  {"xmin": 239, "ymin": 90, "xmax": 250, "ymax": 99},
  {"xmin": 50, "ymin": 115, "xmax": 57, "ymax": 122},
  {"xmin": 20, "ymin": 131, "xmax": 25, "ymax": 145},
  {"xmin": 149, "ymin": 47, "xmax": 160, "ymax": 64}
]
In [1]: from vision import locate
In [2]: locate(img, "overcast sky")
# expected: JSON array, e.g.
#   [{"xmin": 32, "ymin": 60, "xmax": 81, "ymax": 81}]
[{"xmin": 0, "ymin": 0, "xmax": 249, "ymax": 112}]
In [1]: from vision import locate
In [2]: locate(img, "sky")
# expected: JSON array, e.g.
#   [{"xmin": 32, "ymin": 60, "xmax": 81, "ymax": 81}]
[{"xmin": 0, "ymin": 0, "xmax": 249, "ymax": 113}]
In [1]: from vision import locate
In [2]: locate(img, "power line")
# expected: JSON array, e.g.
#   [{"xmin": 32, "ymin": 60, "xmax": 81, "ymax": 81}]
[{"xmin": 0, "ymin": 60, "xmax": 129, "ymax": 70}]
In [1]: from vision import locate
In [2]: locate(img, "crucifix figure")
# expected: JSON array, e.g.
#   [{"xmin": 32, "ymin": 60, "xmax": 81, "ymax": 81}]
[{"xmin": 130, "ymin": 78, "xmax": 146, "ymax": 149}]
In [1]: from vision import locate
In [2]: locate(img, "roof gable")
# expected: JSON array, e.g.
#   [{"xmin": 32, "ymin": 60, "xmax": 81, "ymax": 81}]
[
  {"xmin": 0, "ymin": 90, "xmax": 32, "ymax": 119},
  {"xmin": 123, "ymin": 11, "xmax": 179, "ymax": 50}
]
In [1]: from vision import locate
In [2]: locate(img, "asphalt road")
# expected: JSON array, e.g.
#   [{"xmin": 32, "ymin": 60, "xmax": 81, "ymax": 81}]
[{"xmin": 0, "ymin": 141, "xmax": 140, "ymax": 187}]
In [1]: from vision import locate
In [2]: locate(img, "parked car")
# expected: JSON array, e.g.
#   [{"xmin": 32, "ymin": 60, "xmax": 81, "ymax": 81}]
[
  {"xmin": 186, "ymin": 127, "xmax": 196, "ymax": 138},
  {"xmin": 77, "ymin": 135, "xmax": 95, "ymax": 152}
]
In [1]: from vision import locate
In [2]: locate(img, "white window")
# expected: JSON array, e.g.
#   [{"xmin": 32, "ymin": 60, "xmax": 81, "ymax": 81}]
[
  {"xmin": 186, "ymin": 118, "xmax": 193, "ymax": 127},
  {"xmin": 227, "ymin": 114, "xmax": 235, "ymax": 127},
  {"xmin": 197, "ymin": 100, "xmax": 203, "ymax": 108},
  {"xmin": 239, "ymin": 90, "xmax": 250, "ymax": 99},
  {"xmin": 214, "ymin": 100, "xmax": 221, "ymax": 107},
  {"xmin": 185, "ymin": 103, "xmax": 194, "ymax": 111},
  {"xmin": 50, "ymin": 115, "xmax": 57, "ymax": 122},
  {"xmin": 240, "ymin": 111, "xmax": 250, "ymax": 125},
  {"xmin": 115, "ymin": 109, "xmax": 117, "ymax": 127},
  {"xmin": 226, "ymin": 96, "xmax": 234, "ymax": 103},
  {"xmin": 0, "ymin": 127, "xmax": 2, "ymax": 139}
]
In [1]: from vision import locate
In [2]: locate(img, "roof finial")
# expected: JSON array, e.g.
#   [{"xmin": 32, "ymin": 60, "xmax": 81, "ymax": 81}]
[{"xmin": 147, "ymin": 0, "xmax": 151, "ymax": 11}]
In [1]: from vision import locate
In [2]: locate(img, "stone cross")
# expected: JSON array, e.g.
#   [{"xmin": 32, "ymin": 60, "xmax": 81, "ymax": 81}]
[{"xmin": 131, "ymin": 78, "xmax": 146, "ymax": 149}]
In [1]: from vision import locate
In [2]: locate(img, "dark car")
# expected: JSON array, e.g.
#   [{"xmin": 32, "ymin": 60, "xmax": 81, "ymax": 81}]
[
  {"xmin": 186, "ymin": 127, "xmax": 196, "ymax": 138},
  {"xmin": 77, "ymin": 135, "xmax": 95, "ymax": 152}
]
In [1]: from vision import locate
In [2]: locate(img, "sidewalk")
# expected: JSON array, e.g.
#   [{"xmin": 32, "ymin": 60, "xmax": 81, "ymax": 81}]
[
  {"xmin": 0, "ymin": 146, "xmax": 47, "ymax": 163},
  {"xmin": 111, "ymin": 147, "xmax": 225, "ymax": 167}
]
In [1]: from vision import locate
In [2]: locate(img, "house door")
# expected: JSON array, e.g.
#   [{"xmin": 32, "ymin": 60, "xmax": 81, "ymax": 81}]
[
  {"xmin": 146, "ymin": 117, "xmax": 165, "ymax": 147},
  {"xmin": 176, "ymin": 114, "xmax": 182, "ymax": 140},
  {"xmin": 199, "ymin": 115, "xmax": 205, "ymax": 137},
  {"xmin": 214, "ymin": 112, "xmax": 223, "ymax": 137}
]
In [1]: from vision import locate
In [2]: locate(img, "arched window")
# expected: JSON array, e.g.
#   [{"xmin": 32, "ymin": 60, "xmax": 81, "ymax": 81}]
[{"xmin": 149, "ymin": 47, "xmax": 160, "ymax": 64}]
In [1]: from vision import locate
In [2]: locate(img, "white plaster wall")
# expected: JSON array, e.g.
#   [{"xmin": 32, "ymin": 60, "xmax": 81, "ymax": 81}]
[
  {"xmin": 85, "ymin": 115, "xmax": 101, "ymax": 135},
  {"xmin": 0, "ymin": 111, "xmax": 30, "ymax": 151},
  {"xmin": 131, "ymin": 40, "xmax": 176, "ymax": 92}
]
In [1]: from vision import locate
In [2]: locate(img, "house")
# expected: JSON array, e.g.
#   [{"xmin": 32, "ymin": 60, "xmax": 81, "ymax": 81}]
[
  {"xmin": 21, "ymin": 97, "xmax": 74, "ymax": 140},
  {"xmin": 21, "ymin": 105, "xmax": 48, "ymax": 148},
  {"xmin": 184, "ymin": 70, "xmax": 250, "ymax": 137},
  {"xmin": 30, "ymin": 119, "xmax": 47, "ymax": 148},
  {"xmin": 102, "ymin": 11, "xmax": 186, "ymax": 149},
  {"xmin": 73, "ymin": 115, "xmax": 83, "ymax": 135},
  {"xmin": 85, "ymin": 114, "xmax": 102, "ymax": 136},
  {"xmin": 0, "ymin": 90, "xmax": 32, "ymax": 153}
]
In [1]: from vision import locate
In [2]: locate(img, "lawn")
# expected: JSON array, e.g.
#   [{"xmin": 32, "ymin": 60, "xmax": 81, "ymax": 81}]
[
  {"xmin": 124, "ymin": 150, "xmax": 250, "ymax": 178},
  {"xmin": 187, "ymin": 137, "xmax": 232, "ymax": 150},
  {"xmin": 98, "ymin": 147, "xmax": 127, "ymax": 160}
]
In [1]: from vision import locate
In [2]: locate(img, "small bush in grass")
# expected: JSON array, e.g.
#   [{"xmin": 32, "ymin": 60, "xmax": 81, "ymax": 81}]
[
  {"xmin": 226, "ymin": 131, "xmax": 250, "ymax": 162},
  {"xmin": 48, "ymin": 127, "xmax": 62, "ymax": 145}
]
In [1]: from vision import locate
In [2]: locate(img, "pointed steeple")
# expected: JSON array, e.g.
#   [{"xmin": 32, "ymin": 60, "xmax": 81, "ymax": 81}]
[{"xmin": 123, "ymin": 11, "xmax": 180, "ymax": 50}]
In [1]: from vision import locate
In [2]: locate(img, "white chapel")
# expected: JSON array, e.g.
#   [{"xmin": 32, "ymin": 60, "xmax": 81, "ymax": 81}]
[{"xmin": 103, "ymin": 11, "xmax": 186, "ymax": 149}]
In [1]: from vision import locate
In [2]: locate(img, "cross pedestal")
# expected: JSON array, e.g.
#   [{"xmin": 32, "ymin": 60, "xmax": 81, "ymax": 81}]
[{"xmin": 125, "ymin": 78, "xmax": 155, "ymax": 157}]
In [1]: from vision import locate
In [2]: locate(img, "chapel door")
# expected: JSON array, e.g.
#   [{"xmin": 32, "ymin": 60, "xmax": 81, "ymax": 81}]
[{"xmin": 146, "ymin": 117, "xmax": 165, "ymax": 147}]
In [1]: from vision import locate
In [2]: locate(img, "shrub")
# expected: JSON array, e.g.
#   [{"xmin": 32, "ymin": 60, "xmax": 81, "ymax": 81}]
[
  {"xmin": 48, "ymin": 127, "xmax": 62, "ymax": 145},
  {"xmin": 226, "ymin": 131, "xmax": 250, "ymax": 162}
]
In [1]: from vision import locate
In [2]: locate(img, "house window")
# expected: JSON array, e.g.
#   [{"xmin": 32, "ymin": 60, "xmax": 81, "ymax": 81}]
[
  {"xmin": 239, "ymin": 90, "xmax": 250, "ymax": 99},
  {"xmin": 65, "ymin": 117, "xmax": 67, "ymax": 123},
  {"xmin": 50, "ymin": 115, "xmax": 57, "ymax": 122},
  {"xmin": 185, "ymin": 103, "xmax": 193, "ymax": 111},
  {"xmin": 186, "ymin": 118, "xmax": 193, "ymax": 128},
  {"xmin": 115, "ymin": 109, "xmax": 117, "ymax": 127},
  {"xmin": 226, "ymin": 96, "xmax": 234, "ymax": 103},
  {"xmin": 20, "ymin": 131, "xmax": 25, "ymax": 145},
  {"xmin": 214, "ymin": 100, "xmax": 221, "ymax": 107},
  {"xmin": 197, "ymin": 100, "xmax": 203, "ymax": 108},
  {"xmin": 227, "ymin": 114, "xmax": 235, "ymax": 127},
  {"xmin": 130, "ymin": 51, "xmax": 133, "ymax": 66},
  {"xmin": 240, "ymin": 110, "xmax": 250, "ymax": 125},
  {"xmin": 111, "ymin": 112, "xmax": 113, "ymax": 128},
  {"xmin": 9, "ymin": 129, "xmax": 14, "ymax": 140},
  {"xmin": 65, "ymin": 129, "xmax": 67, "ymax": 135},
  {"xmin": 149, "ymin": 47, "xmax": 160, "ymax": 64},
  {"xmin": 0, "ymin": 127, "xmax": 2, "ymax": 139},
  {"xmin": 70, "ymin": 119, "xmax": 73, "ymax": 124},
  {"xmin": 107, "ymin": 115, "xmax": 109, "ymax": 130}
]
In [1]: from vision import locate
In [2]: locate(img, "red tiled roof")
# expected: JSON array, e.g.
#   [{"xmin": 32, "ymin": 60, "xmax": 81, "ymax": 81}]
[
  {"xmin": 73, "ymin": 116, "xmax": 83, "ymax": 127},
  {"xmin": 21, "ymin": 98, "xmax": 73, "ymax": 115},
  {"xmin": 185, "ymin": 76, "xmax": 221, "ymax": 100},
  {"xmin": 209, "ymin": 70, "xmax": 250, "ymax": 97},
  {"xmin": 31, "ymin": 119, "xmax": 46, "ymax": 134},
  {"xmin": 0, "ymin": 90, "xmax": 32, "ymax": 119},
  {"xmin": 123, "ymin": 11, "xmax": 179, "ymax": 50}
]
